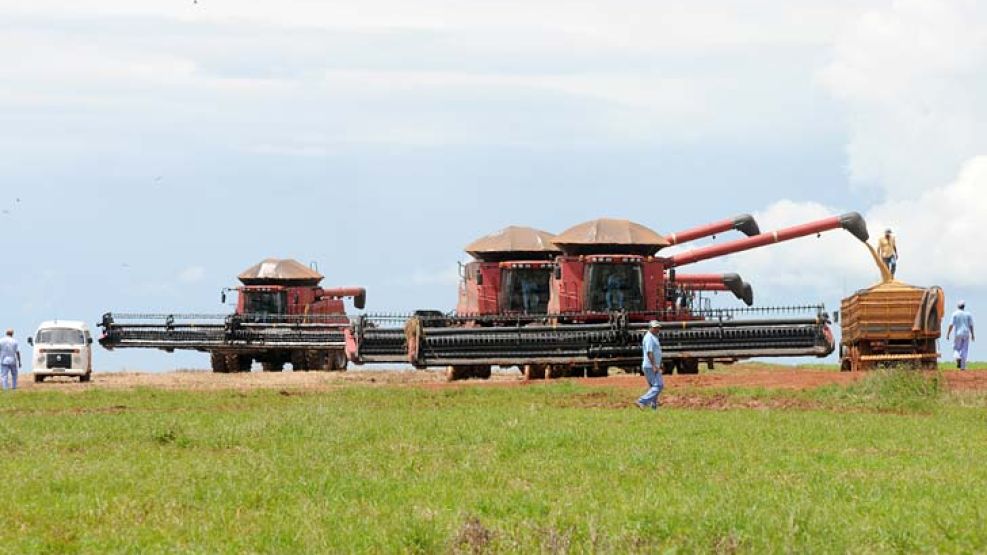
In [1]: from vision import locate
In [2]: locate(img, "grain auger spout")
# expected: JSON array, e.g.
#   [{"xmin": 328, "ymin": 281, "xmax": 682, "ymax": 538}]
[
  {"xmin": 669, "ymin": 212, "xmax": 869, "ymax": 267},
  {"xmin": 671, "ymin": 273, "xmax": 754, "ymax": 306},
  {"xmin": 665, "ymin": 214, "xmax": 761, "ymax": 245}
]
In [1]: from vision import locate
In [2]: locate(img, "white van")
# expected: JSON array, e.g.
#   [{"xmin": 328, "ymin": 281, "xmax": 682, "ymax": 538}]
[{"xmin": 27, "ymin": 321, "xmax": 94, "ymax": 383}]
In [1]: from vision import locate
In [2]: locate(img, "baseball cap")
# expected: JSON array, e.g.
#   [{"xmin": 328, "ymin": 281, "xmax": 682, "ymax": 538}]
[{"xmin": 648, "ymin": 320, "xmax": 662, "ymax": 328}]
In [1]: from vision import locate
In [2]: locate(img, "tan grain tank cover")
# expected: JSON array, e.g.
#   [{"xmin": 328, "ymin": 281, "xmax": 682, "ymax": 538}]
[
  {"xmin": 238, "ymin": 258, "xmax": 323, "ymax": 285},
  {"xmin": 465, "ymin": 226, "xmax": 560, "ymax": 257},
  {"xmin": 553, "ymin": 218, "xmax": 670, "ymax": 249}
]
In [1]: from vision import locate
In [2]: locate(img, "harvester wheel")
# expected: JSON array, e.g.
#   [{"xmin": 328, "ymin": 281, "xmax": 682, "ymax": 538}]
[
  {"xmin": 210, "ymin": 352, "xmax": 229, "ymax": 373},
  {"xmin": 474, "ymin": 365, "xmax": 492, "ymax": 380},
  {"xmin": 445, "ymin": 366, "xmax": 470, "ymax": 381},
  {"xmin": 331, "ymin": 351, "xmax": 348, "ymax": 372},
  {"xmin": 306, "ymin": 350, "xmax": 328, "ymax": 371},
  {"xmin": 290, "ymin": 350, "xmax": 307, "ymax": 371},
  {"xmin": 660, "ymin": 361, "xmax": 677, "ymax": 375},
  {"xmin": 226, "ymin": 354, "xmax": 250, "ymax": 373},
  {"xmin": 262, "ymin": 361, "xmax": 283, "ymax": 372},
  {"xmin": 678, "ymin": 359, "xmax": 700, "ymax": 375},
  {"xmin": 545, "ymin": 365, "xmax": 568, "ymax": 379},
  {"xmin": 523, "ymin": 364, "xmax": 546, "ymax": 380}
]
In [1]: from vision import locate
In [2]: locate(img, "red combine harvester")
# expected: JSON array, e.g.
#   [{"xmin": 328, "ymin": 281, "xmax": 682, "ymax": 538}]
[
  {"xmin": 456, "ymin": 216, "xmax": 759, "ymax": 318},
  {"xmin": 99, "ymin": 259, "xmax": 366, "ymax": 372},
  {"xmin": 347, "ymin": 212, "xmax": 869, "ymax": 379}
]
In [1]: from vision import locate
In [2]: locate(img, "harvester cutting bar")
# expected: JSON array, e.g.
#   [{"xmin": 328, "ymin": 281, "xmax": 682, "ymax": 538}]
[
  {"xmin": 99, "ymin": 312, "xmax": 348, "ymax": 352},
  {"xmin": 348, "ymin": 307, "xmax": 833, "ymax": 366}
]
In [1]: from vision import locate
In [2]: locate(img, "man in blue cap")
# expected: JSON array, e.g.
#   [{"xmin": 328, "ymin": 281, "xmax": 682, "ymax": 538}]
[
  {"xmin": 636, "ymin": 320, "xmax": 663, "ymax": 410},
  {"xmin": 946, "ymin": 301, "xmax": 975, "ymax": 370}
]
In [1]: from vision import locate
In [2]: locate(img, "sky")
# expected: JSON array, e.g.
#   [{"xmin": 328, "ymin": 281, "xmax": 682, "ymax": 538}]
[{"xmin": 1, "ymin": 0, "xmax": 984, "ymax": 370}]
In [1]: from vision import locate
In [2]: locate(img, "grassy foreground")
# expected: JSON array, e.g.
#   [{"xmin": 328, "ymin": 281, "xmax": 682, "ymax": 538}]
[{"xmin": 4, "ymin": 374, "xmax": 987, "ymax": 553}]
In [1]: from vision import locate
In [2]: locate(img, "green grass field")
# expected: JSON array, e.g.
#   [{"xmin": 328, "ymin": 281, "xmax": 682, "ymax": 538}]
[{"xmin": 5, "ymin": 371, "xmax": 987, "ymax": 553}]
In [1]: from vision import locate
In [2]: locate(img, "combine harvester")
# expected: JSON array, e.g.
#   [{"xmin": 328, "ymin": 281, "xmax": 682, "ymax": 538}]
[
  {"xmin": 348, "ymin": 212, "xmax": 871, "ymax": 380},
  {"xmin": 99, "ymin": 259, "xmax": 366, "ymax": 372}
]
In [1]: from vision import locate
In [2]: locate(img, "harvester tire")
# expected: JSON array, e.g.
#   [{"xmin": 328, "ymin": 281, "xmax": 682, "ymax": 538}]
[
  {"xmin": 678, "ymin": 358, "xmax": 700, "ymax": 375},
  {"xmin": 210, "ymin": 352, "xmax": 229, "ymax": 373},
  {"xmin": 661, "ymin": 361, "xmax": 677, "ymax": 375},
  {"xmin": 331, "ymin": 351, "xmax": 348, "ymax": 372},
  {"xmin": 306, "ymin": 350, "xmax": 328, "ymax": 371},
  {"xmin": 262, "ymin": 361, "xmax": 283, "ymax": 372},
  {"xmin": 523, "ymin": 364, "xmax": 546, "ymax": 380},
  {"xmin": 226, "ymin": 354, "xmax": 251, "ymax": 373},
  {"xmin": 446, "ymin": 365, "xmax": 471, "ymax": 381},
  {"xmin": 290, "ymin": 350, "xmax": 307, "ymax": 371},
  {"xmin": 474, "ymin": 365, "xmax": 492, "ymax": 380}
]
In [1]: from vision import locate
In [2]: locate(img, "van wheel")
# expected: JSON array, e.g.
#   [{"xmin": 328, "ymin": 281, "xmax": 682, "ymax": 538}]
[
  {"xmin": 79, "ymin": 373, "xmax": 91, "ymax": 383},
  {"xmin": 34, "ymin": 374, "xmax": 44, "ymax": 383}
]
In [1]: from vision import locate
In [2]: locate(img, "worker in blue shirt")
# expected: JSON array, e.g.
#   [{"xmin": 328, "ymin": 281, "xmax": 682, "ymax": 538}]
[
  {"xmin": 946, "ymin": 301, "xmax": 976, "ymax": 370},
  {"xmin": 636, "ymin": 320, "xmax": 663, "ymax": 410},
  {"xmin": 0, "ymin": 329, "xmax": 21, "ymax": 390}
]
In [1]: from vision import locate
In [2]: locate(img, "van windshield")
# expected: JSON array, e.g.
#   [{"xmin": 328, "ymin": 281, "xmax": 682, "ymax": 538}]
[{"xmin": 36, "ymin": 328, "xmax": 85, "ymax": 345}]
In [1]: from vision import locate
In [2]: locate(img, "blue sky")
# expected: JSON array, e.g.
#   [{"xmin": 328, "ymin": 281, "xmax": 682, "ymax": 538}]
[{"xmin": 2, "ymin": 0, "xmax": 984, "ymax": 370}]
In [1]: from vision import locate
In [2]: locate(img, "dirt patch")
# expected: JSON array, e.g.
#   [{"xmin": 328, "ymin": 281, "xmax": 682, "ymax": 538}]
[{"xmin": 560, "ymin": 390, "xmax": 820, "ymax": 411}]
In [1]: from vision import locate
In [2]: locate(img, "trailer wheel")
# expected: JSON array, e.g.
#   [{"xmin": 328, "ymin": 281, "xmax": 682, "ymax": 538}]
[
  {"xmin": 210, "ymin": 352, "xmax": 229, "ymax": 373},
  {"xmin": 290, "ymin": 350, "xmax": 307, "ymax": 371}
]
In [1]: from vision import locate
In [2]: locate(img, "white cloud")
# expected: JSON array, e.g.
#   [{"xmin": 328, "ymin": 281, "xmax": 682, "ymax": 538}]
[{"xmin": 817, "ymin": 0, "xmax": 987, "ymax": 198}]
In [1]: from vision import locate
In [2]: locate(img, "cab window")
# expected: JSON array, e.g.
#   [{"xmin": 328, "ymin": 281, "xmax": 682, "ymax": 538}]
[{"xmin": 586, "ymin": 263, "xmax": 644, "ymax": 312}]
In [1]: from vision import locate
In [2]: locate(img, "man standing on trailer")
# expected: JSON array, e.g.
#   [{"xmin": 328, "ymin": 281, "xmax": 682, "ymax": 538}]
[
  {"xmin": 0, "ymin": 329, "xmax": 21, "ymax": 390},
  {"xmin": 878, "ymin": 228, "xmax": 898, "ymax": 277},
  {"xmin": 636, "ymin": 320, "xmax": 663, "ymax": 410},
  {"xmin": 946, "ymin": 301, "xmax": 975, "ymax": 370}
]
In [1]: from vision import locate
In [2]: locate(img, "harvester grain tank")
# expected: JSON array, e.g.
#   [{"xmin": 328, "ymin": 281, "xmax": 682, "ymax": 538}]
[{"xmin": 99, "ymin": 258, "xmax": 366, "ymax": 372}]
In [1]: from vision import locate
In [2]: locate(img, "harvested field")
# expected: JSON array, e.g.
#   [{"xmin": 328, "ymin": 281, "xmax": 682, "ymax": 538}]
[{"xmin": 24, "ymin": 363, "xmax": 987, "ymax": 392}]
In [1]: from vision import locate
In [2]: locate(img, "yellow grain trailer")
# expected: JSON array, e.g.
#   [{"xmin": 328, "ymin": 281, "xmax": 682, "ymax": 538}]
[{"xmin": 838, "ymin": 281, "xmax": 944, "ymax": 371}]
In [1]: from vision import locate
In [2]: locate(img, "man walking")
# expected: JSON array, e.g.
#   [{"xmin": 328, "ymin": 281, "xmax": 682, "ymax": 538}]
[
  {"xmin": 0, "ymin": 329, "xmax": 21, "ymax": 390},
  {"xmin": 636, "ymin": 320, "xmax": 663, "ymax": 410},
  {"xmin": 878, "ymin": 228, "xmax": 899, "ymax": 277},
  {"xmin": 946, "ymin": 302, "xmax": 975, "ymax": 370}
]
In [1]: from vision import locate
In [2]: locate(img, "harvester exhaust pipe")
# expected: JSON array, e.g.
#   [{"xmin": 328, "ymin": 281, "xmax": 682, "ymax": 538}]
[
  {"xmin": 666, "ymin": 214, "xmax": 761, "ymax": 245},
  {"xmin": 670, "ymin": 212, "xmax": 870, "ymax": 267}
]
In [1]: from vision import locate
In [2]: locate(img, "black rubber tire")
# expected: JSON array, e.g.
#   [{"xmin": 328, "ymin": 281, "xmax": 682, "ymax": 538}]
[
  {"xmin": 446, "ymin": 366, "xmax": 470, "ymax": 381},
  {"xmin": 210, "ymin": 352, "xmax": 229, "ymax": 373},
  {"xmin": 332, "ymin": 351, "xmax": 348, "ymax": 372},
  {"xmin": 661, "ymin": 360, "xmax": 678, "ymax": 375},
  {"xmin": 306, "ymin": 350, "xmax": 327, "ymax": 371},
  {"xmin": 523, "ymin": 364, "xmax": 546, "ymax": 380},
  {"xmin": 678, "ymin": 358, "xmax": 700, "ymax": 375},
  {"xmin": 290, "ymin": 350, "xmax": 307, "ymax": 371},
  {"xmin": 474, "ymin": 365, "xmax": 492, "ymax": 380},
  {"xmin": 79, "ymin": 373, "xmax": 91, "ymax": 383},
  {"xmin": 261, "ymin": 361, "xmax": 283, "ymax": 372},
  {"xmin": 34, "ymin": 374, "xmax": 44, "ymax": 383}
]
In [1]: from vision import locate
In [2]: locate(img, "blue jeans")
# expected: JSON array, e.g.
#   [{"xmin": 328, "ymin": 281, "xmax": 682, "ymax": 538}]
[
  {"xmin": 637, "ymin": 365, "xmax": 664, "ymax": 408},
  {"xmin": 883, "ymin": 256, "xmax": 896, "ymax": 276},
  {"xmin": 1, "ymin": 364, "xmax": 17, "ymax": 390}
]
